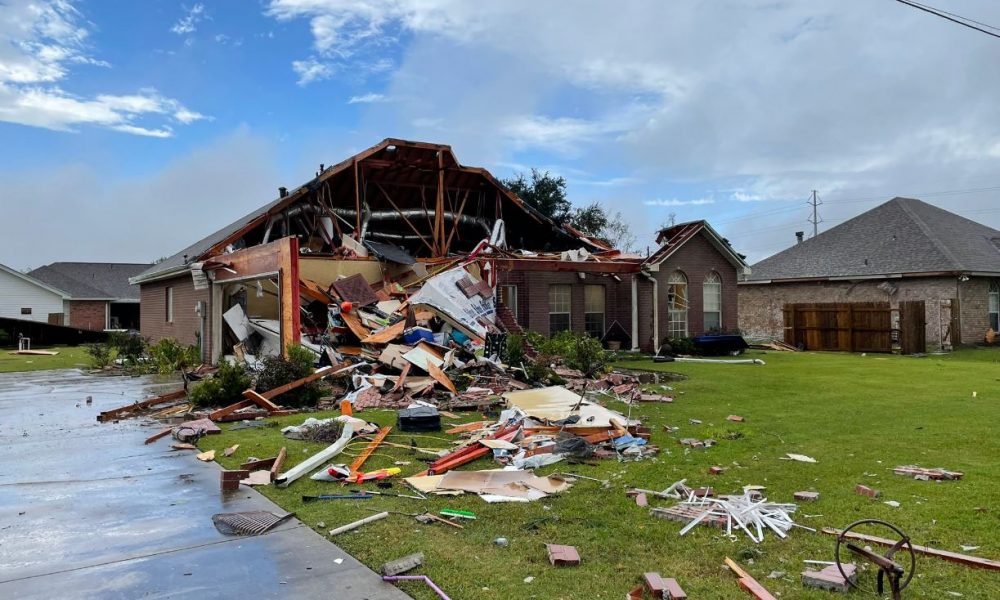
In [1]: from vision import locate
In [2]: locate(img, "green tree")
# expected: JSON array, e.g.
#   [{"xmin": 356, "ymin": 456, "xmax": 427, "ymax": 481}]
[{"xmin": 501, "ymin": 169, "xmax": 572, "ymax": 222}]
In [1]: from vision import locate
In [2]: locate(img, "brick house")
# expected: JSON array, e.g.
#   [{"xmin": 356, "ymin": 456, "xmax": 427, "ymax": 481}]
[
  {"xmin": 131, "ymin": 138, "xmax": 748, "ymax": 361},
  {"xmin": 738, "ymin": 197, "xmax": 1000, "ymax": 350},
  {"xmin": 21, "ymin": 262, "xmax": 149, "ymax": 331},
  {"xmin": 497, "ymin": 220, "xmax": 749, "ymax": 351}
]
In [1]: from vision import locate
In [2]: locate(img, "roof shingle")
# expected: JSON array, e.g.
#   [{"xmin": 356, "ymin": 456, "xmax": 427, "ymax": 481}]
[{"xmin": 28, "ymin": 262, "xmax": 151, "ymax": 300}]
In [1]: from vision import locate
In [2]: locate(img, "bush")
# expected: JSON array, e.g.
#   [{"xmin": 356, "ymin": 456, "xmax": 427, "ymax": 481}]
[
  {"xmin": 86, "ymin": 343, "xmax": 114, "ymax": 368},
  {"xmin": 663, "ymin": 337, "xmax": 696, "ymax": 356},
  {"xmin": 108, "ymin": 330, "xmax": 148, "ymax": 369},
  {"xmin": 254, "ymin": 344, "xmax": 322, "ymax": 408},
  {"xmin": 189, "ymin": 360, "xmax": 252, "ymax": 407},
  {"xmin": 537, "ymin": 330, "xmax": 609, "ymax": 377},
  {"xmin": 148, "ymin": 337, "xmax": 200, "ymax": 374}
]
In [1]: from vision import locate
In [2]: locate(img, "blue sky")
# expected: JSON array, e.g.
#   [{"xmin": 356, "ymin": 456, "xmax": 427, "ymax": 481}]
[{"xmin": 3, "ymin": 0, "xmax": 1000, "ymax": 269}]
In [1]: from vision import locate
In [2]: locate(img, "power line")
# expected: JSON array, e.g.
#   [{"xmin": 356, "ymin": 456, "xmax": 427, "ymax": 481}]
[
  {"xmin": 893, "ymin": 0, "xmax": 1000, "ymax": 39},
  {"xmin": 897, "ymin": 0, "xmax": 1000, "ymax": 32}
]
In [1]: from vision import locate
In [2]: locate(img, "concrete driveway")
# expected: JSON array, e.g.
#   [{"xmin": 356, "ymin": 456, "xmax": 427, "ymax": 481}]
[{"xmin": 0, "ymin": 369, "xmax": 412, "ymax": 599}]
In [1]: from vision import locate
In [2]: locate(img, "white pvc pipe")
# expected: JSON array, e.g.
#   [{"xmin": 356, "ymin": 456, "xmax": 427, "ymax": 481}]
[
  {"xmin": 329, "ymin": 511, "xmax": 389, "ymax": 536},
  {"xmin": 631, "ymin": 275, "xmax": 639, "ymax": 351},
  {"xmin": 673, "ymin": 357, "xmax": 765, "ymax": 365},
  {"xmin": 275, "ymin": 422, "xmax": 354, "ymax": 487}
]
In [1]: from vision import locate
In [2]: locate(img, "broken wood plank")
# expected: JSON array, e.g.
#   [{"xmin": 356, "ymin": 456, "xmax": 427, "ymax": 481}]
[
  {"xmin": 444, "ymin": 421, "xmax": 490, "ymax": 434},
  {"xmin": 242, "ymin": 456, "xmax": 277, "ymax": 471},
  {"xmin": 426, "ymin": 361, "xmax": 458, "ymax": 394},
  {"xmin": 97, "ymin": 389, "xmax": 187, "ymax": 422},
  {"xmin": 726, "ymin": 557, "xmax": 778, "ymax": 600},
  {"xmin": 340, "ymin": 309, "xmax": 372, "ymax": 340},
  {"xmin": 821, "ymin": 527, "xmax": 1000, "ymax": 571},
  {"xmin": 270, "ymin": 447, "xmax": 287, "ymax": 482},
  {"xmin": 144, "ymin": 427, "xmax": 172, "ymax": 445},
  {"xmin": 390, "ymin": 362, "xmax": 411, "ymax": 393},
  {"xmin": 258, "ymin": 366, "xmax": 334, "ymax": 401},
  {"xmin": 223, "ymin": 444, "xmax": 240, "ymax": 457},
  {"xmin": 242, "ymin": 389, "xmax": 282, "ymax": 412},
  {"xmin": 348, "ymin": 427, "xmax": 391, "ymax": 479},
  {"xmin": 361, "ymin": 319, "xmax": 406, "ymax": 344},
  {"xmin": 208, "ymin": 398, "xmax": 255, "ymax": 421}
]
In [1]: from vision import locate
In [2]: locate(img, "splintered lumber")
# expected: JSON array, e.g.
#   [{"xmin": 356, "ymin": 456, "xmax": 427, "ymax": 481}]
[
  {"xmin": 893, "ymin": 465, "xmax": 963, "ymax": 480},
  {"xmin": 97, "ymin": 389, "xmax": 187, "ymax": 422},
  {"xmin": 362, "ymin": 320, "xmax": 406, "ymax": 344},
  {"xmin": 725, "ymin": 558, "xmax": 777, "ymax": 600},
  {"xmin": 424, "ymin": 424, "xmax": 520, "ymax": 475},
  {"xmin": 340, "ymin": 310, "xmax": 372, "ymax": 340},
  {"xmin": 242, "ymin": 389, "xmax": 282, "ymax": 412},
  {"xmin": 209, "ymin": 398, "xmax": 255, "ymax": 421},
  {"xmin": 390, "ymin": 362, "xmax": 411, "ymax": 393},
  {"xmin": 242, "ymin": 456, "xmax": 277, "ymax": 471},
  {"xmin": 348, "ymin": 427, "xmax": 392, "ymax": 480},
  {"xmin": 144, "ymin": 427, "xmax": 172, "ymax": 445},
  {"xmin": 821, "ymin": 527, "xmax": 1000, "ymax": 571},
  {"xmin": 270, "ymin": 447, "xmax": 287, "ymax": 481},
  {"xmin": 444, "ymin": 421, "xmax": 490, "ymax": 434},
  {"xmin": 257, "ymin": 366, "xmax": 334, "ymax": 401},
  {"xmin": 426, "ymin": 361, "xmax": 458, "ymax": 394}
]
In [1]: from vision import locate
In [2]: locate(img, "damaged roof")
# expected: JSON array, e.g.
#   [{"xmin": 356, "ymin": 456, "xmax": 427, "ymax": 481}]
[
  {"xmin": 646, "ymin": 220, "xmax": 748, "ymax": 270},
  {"xmin": 746, "ymin": 197, "xmax": 1000, "ymax": 282},
  {"xmin": 29, "ymin": 262, "xmax": 150, "ymax": 300},
  {"xmin": 133, "ymin": 138, "xmax": 603, "ymax": 284}
]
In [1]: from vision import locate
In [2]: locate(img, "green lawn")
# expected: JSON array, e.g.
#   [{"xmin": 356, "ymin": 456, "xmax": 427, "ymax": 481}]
[
  {"xmin": 205, "ymin": 348, "xmax": 1000, "ymax": 599},
  {"xmin": 0, "ymin": 345, "xmax": 92, "ymax": 372}
]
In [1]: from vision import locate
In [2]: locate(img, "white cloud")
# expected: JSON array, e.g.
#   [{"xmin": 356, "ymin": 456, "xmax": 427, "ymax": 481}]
[
  {"xmin": 348, "ymin": 92, "xmax": 386, "ymax": 104},
  {"xmin": 292, "ymin": 58, "xmax": 333, "ymax": 85},
  {"xmin": 644, "ymin": 198, "xmax": 715, "ymax": 207},
  {"xmin": 170, "ymin": 3, "xmax": 206, "ymax": 36},
  {"xmin": 0, "ymin": 0, "xmax": 206, "ymax": 136}
]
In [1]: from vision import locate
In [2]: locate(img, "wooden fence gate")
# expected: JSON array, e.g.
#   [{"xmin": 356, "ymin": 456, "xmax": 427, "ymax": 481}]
[
  {"xmin": 898, "ymin": 300, "xmax": 927, "ymax": 354},
  {"xmin": 783, "ymin": 302, "xmax": 892, "ymax": 352}
]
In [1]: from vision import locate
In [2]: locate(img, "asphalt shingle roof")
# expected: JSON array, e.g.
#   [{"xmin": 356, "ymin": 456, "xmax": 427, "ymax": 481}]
[
  {"xmin": 747, "ymin": 197, "xmax": 1000, "ymax": 281},
  {"xmin": 28, "ymin": 263, "xmax": 151, "ymax": 300}
]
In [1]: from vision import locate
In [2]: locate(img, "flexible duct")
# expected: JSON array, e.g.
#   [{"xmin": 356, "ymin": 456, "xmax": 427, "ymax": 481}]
[{"xmin": 262, "ymin": 204, "xmax": 490, "ymax": 243}]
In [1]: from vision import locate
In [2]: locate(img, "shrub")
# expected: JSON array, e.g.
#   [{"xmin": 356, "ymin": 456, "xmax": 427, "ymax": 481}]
[
  {"xmin": 108, "ymin": 330, "xmax": 148, "ymax": 368},
  {"xmin": 537, "ymin": 330, "xmax": 609, "ymax": 377},
  {"xmin": 189, "ymin": 360, "xmax": 252, "ymax": 407},
  {"xmin": 254, "ymin": 344, "xmax": 322, "ymax": 408},
  {"xmin": 663, "ymin": 337, "xmax": 696, "ymax": 356},
  {"xmin": 148, "ymin": 337, "xmax": 200, "ymax": 374},
  {"xmin": 505, "ymin": 334, "xmax": 527, "ymax": 366},
  {"xmin": 86, "ymin": 343, "xmax": 114, "ymax": 368}
]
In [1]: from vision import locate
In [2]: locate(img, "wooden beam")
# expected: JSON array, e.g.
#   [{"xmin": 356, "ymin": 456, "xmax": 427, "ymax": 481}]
[
  {"xmin": 209, "ymin": 398, "xmax": 255, "ymax": 421},
  {"xmin": 724, "ymin": 558, "xmax": 777, "ymax": 600},
  {"xmin": 375, "ymin": 182, "xmax": 436, "ymax": 254},
  {"xmin": 444, "ymin": 189, "xmax": 470, "ymax": 254},
  {"xmin": 348, "ymin": 426, "xmax": 392, "ymax": 480},
  {"xmin": 279, "ymin": 237, "xmax": 300, "ymax": 358},
  {"xmin": 97, "ymin": 389, "xmax": 187, "ymax": 422},
  {"xmin": 242, "ymin": 389, "xmax": 282, "ymax": 412},
  {"xmin": 491, "ymin": 258, "xmax": 641, "ymax": 274},
  {"xmin": 258, "ymin": 365, "xmax": 335, "ymax": 400},
  {"xmin": 435, "ymin": 151, "xmax": 445, "ymax": 255},
  {"xmin": 270, "ymin": 447, "xmax": 287, "ymax": 481},
  {"xmin": 361, "ymin": 319, "xmax": 406, "ymax": 344},
  {"xmin": 821, "ymin": 528, "xmax": 1000, "ymax": 571},
  {"xmin": 353, "ymin": 158, "xmax": 361, "ymax": 236}
]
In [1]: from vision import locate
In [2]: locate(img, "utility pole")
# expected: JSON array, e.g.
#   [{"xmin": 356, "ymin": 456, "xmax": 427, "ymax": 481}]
[{"xmin": 807, "ymin": 190, "xmax": 822, "ymax": 237}]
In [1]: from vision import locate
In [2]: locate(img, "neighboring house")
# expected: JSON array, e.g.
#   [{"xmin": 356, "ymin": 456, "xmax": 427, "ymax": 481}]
[
  {"xmin": 496, "ymin": 220, "xmax": 749, "ymax": 349},
  {"xmin": 739, "ymin": 197, "xmax": 1000, "ymax": 350},
  {"xmin": 131, "ymin": 138, "xmax": 749, "ymax": 363},
  {"xmin": 0, "ymin": 262, "xmax": 70, "ymax": 324},
  {"xmin": 27, "ymin": 262, "xmax": 150, "ymax": 331}
]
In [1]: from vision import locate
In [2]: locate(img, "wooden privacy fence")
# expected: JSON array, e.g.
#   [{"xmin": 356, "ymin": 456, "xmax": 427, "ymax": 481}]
[
  {"xmin": 783, "ymin": 302, "xmax": 893, "ymax": 352},
  {"xmin": 898, "ymin": 300, "xmax": 926, "ymax": 354}
]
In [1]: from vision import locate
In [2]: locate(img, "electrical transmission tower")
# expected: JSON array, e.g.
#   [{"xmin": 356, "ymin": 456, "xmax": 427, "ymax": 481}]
[{"xmin": 807, "ymin": 190, "xmax": 822, "ymax": 237}]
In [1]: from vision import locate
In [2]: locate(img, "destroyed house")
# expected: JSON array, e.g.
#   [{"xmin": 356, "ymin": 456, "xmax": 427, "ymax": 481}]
[{"xmin": 131, "ymin": 138, "xmax": 747, "ymax": 361}]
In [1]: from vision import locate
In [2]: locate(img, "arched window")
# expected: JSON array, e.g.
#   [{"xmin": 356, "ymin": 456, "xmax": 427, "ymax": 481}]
[
  {"xmin": 990, "ymin": 280, "xmax": 1000, "ymax": 331},
  {"xmin": 667, "ymin": 271, "xmax": 688, "ymax": 339},
  {"xmin": 703, "ymin": 272, "xmax": 722, "ymax": 331}
]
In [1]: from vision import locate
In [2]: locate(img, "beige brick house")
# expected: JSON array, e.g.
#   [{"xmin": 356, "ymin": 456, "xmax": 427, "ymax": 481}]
[{"xmin": 738, "ymin": 197, "xmax": 1000, "ymax": 350}]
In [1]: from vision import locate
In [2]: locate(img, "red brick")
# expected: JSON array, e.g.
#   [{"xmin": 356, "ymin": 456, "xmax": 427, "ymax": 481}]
[
  {"xmin": 855, "ymin": 484, "xmax": 881, "ymax": 498},
  {"xmin": 635, "ymin": 492, "xmax": 648, "ymax": 507},
  {"xmin": 794, "ymin": 491, "xmax": 820, "ymax": 502},
  {"xmin": 644, "ymin": 572, "xmax": 667, "ymax": 598},
  {"xmin": 726, "ymin": 415, "xmax": 745, "ymax": 422},
  {"xmin": 663, "ymin": 578, "xmax": 687, "ymax": 599},
  {"xmin": 708, "ymin": 466, "xmax": 725, "ymax": 475},
  {"xmin": 546, "ymin": 544, "xmax": 580, "ymax": 566}
]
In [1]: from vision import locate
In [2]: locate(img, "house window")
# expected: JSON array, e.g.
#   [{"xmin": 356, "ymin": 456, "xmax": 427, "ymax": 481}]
[
  {"xmin": 20, "ymin": 307, "xmax": 31, "ymax": 315},
  {"xmin": 990, "ymin": 280, "xmax": 1000, "ymax": 331},
  {"xmin": 165, "ymin": 287, "xmax": 174, "ymax": 323},
  {"xmin": 703, "ymin": 271, "xmax": 722, "ymax": 331},
  {"xmin": 584, "ymin": 285, "xmax": 605, "ymax": 339},
  {"xmin": 549, "ymin": 284, "xmax": 571, "ymax": 335},
  {"xmin": 499, "ymin": 285, "xmax": 518, "ymax": 323},
  {"xmin": 667, "ymin": 271, "xmax": 688, "ymax": 339}
]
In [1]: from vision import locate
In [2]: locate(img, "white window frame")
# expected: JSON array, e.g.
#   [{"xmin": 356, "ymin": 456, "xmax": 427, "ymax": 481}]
[
  {"xmin": 584, "ymin": 284, "xmax": 605, "ymax": 339},
  {"xmin": 499, "ymin": 285, "xmax": 518, "ymax": 323},
  {"xmin": 166, "ymin": 287, "xmax": 174, "ymax": 323},
  {"xmin": 990, "ymin": 280, "xmax": 1000, "ymax": 331},
  {"xmin": 667, "ymin": 271, "xmax": 688, "ymax": 339},
  {"xmin": 703, "ymin": 271, "xmax": 723, "ymax": 332},
  {"xmin": 549, "ymin": 284, "xmax": 572, "ymax": 336}
]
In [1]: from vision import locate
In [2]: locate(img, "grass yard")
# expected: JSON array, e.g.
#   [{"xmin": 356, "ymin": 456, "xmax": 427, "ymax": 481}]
[
  {"xmin": 0, "ymin": 346, "xmax": 91, "ymax": 372},
  {"xmin": 205, "ymin": 348, "xmax": 1000, "ymax": 599}
]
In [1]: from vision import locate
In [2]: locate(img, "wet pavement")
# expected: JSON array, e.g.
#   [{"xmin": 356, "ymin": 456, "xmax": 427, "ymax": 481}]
[{"xmin": 0, "ymin": 370, "xmax": 411, "ymax": 599}]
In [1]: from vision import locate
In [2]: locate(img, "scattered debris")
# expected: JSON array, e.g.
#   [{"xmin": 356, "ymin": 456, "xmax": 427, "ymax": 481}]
[
  {"xmin": 196, "ymin": 449, "xmax": 216, "ymax": 462},
  {"xmin": 893, "ymin": 465, "xmax": 963, "ymax": 481},
  {"xmin": 794, "ymin": 491, "xmax": 820, "ymax": 502},
  {"xmin": 382, "ymin": 575, "xmax": 451, "ymax": 600},
  {"xmin": 223, "ymin": 444, "xmax": 240, "ymax": 457},
  {"xmin": 546, "ymin": 544, "xmax": 581, "ymax": 567},
  {"xmin": 782, "ymin": 453, "xmax": 817, "ymax": 463},
  {"xmin": 643, "ymin": 572, "xmax": 687, "ymax": 599},
  {"xmin": 855, "ymin": 484, "xmax": 881, "ymax": 499},
  {"xmin": 212, "ymin": 511, "xmax": 294, "ymax": 536},
  {"xmin": 823, "ymin": 527, "xmax": 1000, "ymax": 571},
  {"xmin": 221, "ymin": 469, "xmax": 249, "ymax": 491},
  {"xmin": 725, "ymin": 557, "xmax": 778, "ymax": 600},
  {"xmin": 329, "ymin": 511, "xmax": 389, "ymax": 536},
  {"xmin": 655, "ymin": 491, "xmax": 798, "ymax": 543},
  {"xmin": 801, "ymin": 563, "xmax": 857, "ymax": 592},
  {"xmin": 380, "ymin": 553, "xmax": 425, "ymax": 576},
  {"xmin": 726, "ymin": 415, "xmax": 745, "ymax": 422}
]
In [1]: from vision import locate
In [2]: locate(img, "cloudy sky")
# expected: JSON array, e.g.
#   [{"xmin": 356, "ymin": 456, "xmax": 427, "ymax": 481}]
[{"xmin": 2, "ymin": 0, "xmax": 1000, "ymax": 270}]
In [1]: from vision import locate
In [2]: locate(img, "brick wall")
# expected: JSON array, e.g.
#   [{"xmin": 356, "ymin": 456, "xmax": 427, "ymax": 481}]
[
  {"xmin": 737, "ymin": 276, "xmax": 989, "ymax": 350},
  {"xmin": 655, "ymin": 231, "xmax": 740, "ymax": 340},
  {"xmin": 68, "ymin": 300, "xmax": 107, "ymax": 331},
  {"xmin": 496, "ymin": 230, "xmax": 742, "ymax": 352},
  {"xmin": 140, "ymin": 275, "xmax": 210, "ymax": 353}
]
